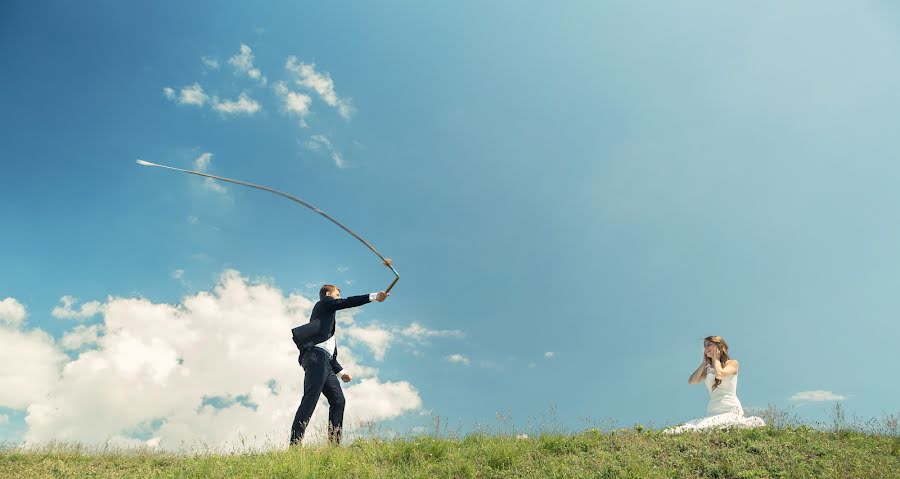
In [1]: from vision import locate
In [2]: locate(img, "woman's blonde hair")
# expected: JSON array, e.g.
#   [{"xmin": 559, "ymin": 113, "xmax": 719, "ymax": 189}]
[{"xmin": 704, "ymin": 336, "xmax": 731, "ymax": 390}]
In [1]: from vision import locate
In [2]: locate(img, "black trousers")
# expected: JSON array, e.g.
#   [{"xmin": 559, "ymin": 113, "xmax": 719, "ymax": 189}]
[{"xmin": 290, "ymin": 348, "xmax": 346, "ymax": 445}]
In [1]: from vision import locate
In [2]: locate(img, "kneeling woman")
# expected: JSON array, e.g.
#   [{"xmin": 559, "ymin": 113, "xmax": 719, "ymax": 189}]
[{"xmin": 664, "ymin": 336, "xmax": 765, "ymax": 434}]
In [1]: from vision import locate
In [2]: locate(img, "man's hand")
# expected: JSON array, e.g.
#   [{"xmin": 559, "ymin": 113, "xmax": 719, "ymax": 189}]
[
  {"xmin": 375, "ymin": 291, "xmax": 390, "ymax": 302},
  {"xmin": 340, "ymin": 373, "xmax": 352, "ymax": 383}
]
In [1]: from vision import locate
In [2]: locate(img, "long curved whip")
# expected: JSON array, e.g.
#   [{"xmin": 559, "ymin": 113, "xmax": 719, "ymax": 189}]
[{"xmin": 136, "ymin": 159, "xmax": 400, "ymax": 293}]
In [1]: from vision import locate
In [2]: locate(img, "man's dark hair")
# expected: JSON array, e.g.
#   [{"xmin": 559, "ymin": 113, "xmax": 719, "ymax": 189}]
[{"xmin": 319, "ymin": 284, "xmax": 340, "ymax": 300}]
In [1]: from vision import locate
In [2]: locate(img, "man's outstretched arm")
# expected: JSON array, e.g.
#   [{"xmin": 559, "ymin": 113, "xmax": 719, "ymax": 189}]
[{"xmin": 323, "ymin": 291, "xmax": 389, "ymax": 311}]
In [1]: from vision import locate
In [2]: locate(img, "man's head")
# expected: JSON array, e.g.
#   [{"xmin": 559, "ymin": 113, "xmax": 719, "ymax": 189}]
[{"xmin": 319, "ymin": 284, "xmax": 341, "ymax": 300}]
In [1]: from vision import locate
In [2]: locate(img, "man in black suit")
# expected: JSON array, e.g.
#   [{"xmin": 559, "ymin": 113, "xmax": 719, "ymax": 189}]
[{"xmin": 289, "ymin": 284, "xmax": 389, "ymax": 446}]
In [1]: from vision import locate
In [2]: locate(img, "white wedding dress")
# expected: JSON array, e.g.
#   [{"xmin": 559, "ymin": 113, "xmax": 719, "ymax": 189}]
[{"xmin": 664, "ymin": 365, "xmax": 765, "ymax": 434}]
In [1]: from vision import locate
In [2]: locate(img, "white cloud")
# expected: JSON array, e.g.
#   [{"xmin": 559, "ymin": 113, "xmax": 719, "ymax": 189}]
[
  {"xmin": 544, "ymin": 351, "xmax": 555, "ymax": 359},
  {"xmin": 330, "ymin": 152, "xmax": 345, "ymax": 169},
  {"xmin": 401, "ymin": 322, "xmax": 465, "ymax": 341},
  {"xmin": 0, "ymin": 414, "xmax": 8, "ymax": 426},
  {"xmin": 0, "ymin": 297, "xmax": 27, "ymax": 327},
  {"xmin": 344, "ymin": 378, "xmax": 420, "ymax": 421},
  {"xmin": 164, "ymin": 83, "xmax": 209, "ymax": 106},
  {"xmin": 192, "ymin": 152, "xmax": 227, "ymax": 194},
  {"xmin": 212, "ymin": 92, "xmax": 261, "ymax": 115},
  {"xmin": 0, "ymin": 302, "xmax": 67, "ymax": 409},
  {"xmin": 193, "ymin": 152, "xmax": 212, "ymax": 171},
  {"xmin": 172, "ymin": 269, "xmax": 191, "ymax": 288},
  {"xmin": 344, "ymin": 325, "xmax": 393, "ymax": 361},
  {"xmin": 163, "ymin": 82, "xmax": 258, "ymax": 117},
  {"xmin": 284, "ymin": 91, "xmax": 311, "ymax": 116},
  {"xmin": 304, "ymin": 134, "xmax": 328, "ymax": 151},
  {"xmin": 60, "ymin": 324, "xmax": 102, "ymax": 351},
  {"xmin": 337, "ymin": 266, "xmax": 350, "ymax": 273},
  {"xmin": 180, "ymin": 84, "xmax": 209, "ymax": 105},
  {"xmin": 445, "ymin": 354, "xmax": 470, "ymax": 366},
  {"xmin": 18, "ymin": 270, "xmax": 421, "ymax": 450},
  {"xmin": 228, "ymin": 44, "xmax": 266, "ymax": 85},
  {"xmin": 51, "ymin": 296, "xmax": 102, "ymax": 320},
  {"xmin": 304, "ymin": 134, "xmax": 346, "ymax": 169},
  {"xmin": 286, "ymin": 57, "xmax": 353, "ymax": 119},
  {"xmin": 335, "ymin": 312, "xmax": 466, "ymax": 363},
  {"xmin": 273, "ymin": 82, "xmax": 311, "ymax": 126},
  {"xmin": 201, "ymin": 56, "xmax": 220, "ymax": 71},
  {"xmin": 789, "ymin": 390, "xmax": 847, "ymax": 402}
]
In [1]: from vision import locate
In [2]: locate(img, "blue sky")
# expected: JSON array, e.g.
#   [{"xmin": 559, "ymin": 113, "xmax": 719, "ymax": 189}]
[{"xmin": 1, "ymin": 1, "xmax": 899, "ymax": 446}]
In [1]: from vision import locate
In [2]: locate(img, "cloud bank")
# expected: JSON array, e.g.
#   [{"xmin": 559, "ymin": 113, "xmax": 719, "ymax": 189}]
[
  {"xmin": 789, "ymin": 390, "xmax": 848, "ymax": 402},
  {"xmin": 0, "ymin": 272, "xmax": 430, "ymax": 450}
]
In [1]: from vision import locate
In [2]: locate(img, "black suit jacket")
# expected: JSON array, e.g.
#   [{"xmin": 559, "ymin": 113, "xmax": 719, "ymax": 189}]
[{"xmin": 291, "ymin": 294, "xmax": 371, "ymax": 352}]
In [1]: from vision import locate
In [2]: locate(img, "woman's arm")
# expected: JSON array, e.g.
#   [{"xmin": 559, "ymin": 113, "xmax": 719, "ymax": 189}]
[
  {"xmin": 689, "ymin": 350, "xmax": 709, "ymax": 384},
  {"xmin": 688, "ymin": 361, "xmax": 708, "ymax": 384},
  {"xmin": 711, "ymin": 358, "xmax": 739, "ymax": 379}
]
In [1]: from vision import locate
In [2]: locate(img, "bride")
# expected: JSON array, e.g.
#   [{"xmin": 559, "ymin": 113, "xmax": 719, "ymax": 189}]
[{"xmin": 664, "ymin": 336, "xmax": 765, "ymax": 434}]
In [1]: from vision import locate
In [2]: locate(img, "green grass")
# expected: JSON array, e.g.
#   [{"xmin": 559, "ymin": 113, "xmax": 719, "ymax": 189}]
[{"xmin": 2, "ymin": 427, "xmax": 898, "ymax": 478}]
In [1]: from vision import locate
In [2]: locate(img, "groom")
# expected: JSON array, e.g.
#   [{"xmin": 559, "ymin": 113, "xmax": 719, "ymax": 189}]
[{"xmin": 290, "ymin": 284, "xmax": 389, "ymax": 446}]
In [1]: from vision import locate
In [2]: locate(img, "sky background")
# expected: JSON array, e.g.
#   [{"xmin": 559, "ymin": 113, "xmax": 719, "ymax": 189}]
[{"xmin": 1, "ymin": 1, "xmax": 899, "ymax": 447}]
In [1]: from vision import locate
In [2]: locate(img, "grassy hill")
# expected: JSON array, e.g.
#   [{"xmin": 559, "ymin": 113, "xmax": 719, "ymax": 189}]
[{"xmin": 2, "ymin": 426, "xmax": 899, "ymax": 478}]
